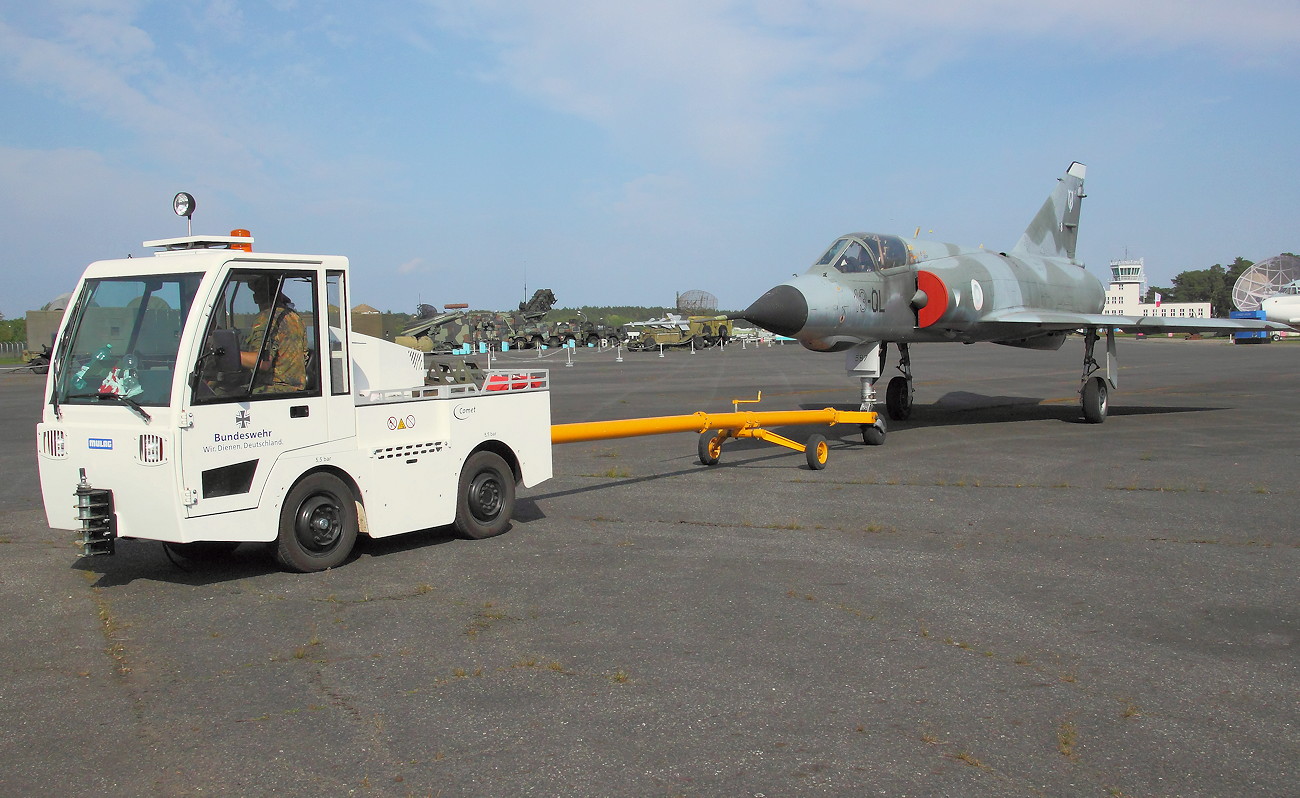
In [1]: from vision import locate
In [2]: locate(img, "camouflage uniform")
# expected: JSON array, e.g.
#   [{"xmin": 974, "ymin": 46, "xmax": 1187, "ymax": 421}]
[{"xmin": 246, "ymin": 307, "xmax": 308, "ymax": 393}]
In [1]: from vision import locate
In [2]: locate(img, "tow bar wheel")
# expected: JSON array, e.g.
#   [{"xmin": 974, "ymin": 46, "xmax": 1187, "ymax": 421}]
[
  {"xmin": 698, "ymin": 432, "xmax": 723, "ymax": 466},
  {"xmin": 454, "ymin": 451, "xmax": 516, "ymax": 540},
  {"xmin": 805, "ymin": 434, "xmax": 829, "ymax": 470},
  {"xmin": 275, "ymin": 472, "xmax": 359, "ymax": 572}
]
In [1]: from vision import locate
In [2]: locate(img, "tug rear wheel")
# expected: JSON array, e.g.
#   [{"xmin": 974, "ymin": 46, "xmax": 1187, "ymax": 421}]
[
  {"xmin": 275, "ymin": 473, "xmax": 358, "ymax": 572},
  {"xmin": 805, "ymin": 434, "xmax": 828, "ymax": 470},
  {"xmin": 453, "ymin": 451, "xmax": 516, "ymax": 540},
  {"xmin": 1082, "ymin": 376, "xmax": 1108, "ymax": 423}
]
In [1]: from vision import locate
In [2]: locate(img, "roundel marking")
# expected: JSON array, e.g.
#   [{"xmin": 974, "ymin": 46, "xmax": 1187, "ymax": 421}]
[{"xmin": 917, "ymin": 270, "xmax": 948, "ymax": 328}]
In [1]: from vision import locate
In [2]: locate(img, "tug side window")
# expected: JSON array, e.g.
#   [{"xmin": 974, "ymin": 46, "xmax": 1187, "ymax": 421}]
[{"xmin": 194, "ymin": 270, "xmax": 318, "ymax": 402}]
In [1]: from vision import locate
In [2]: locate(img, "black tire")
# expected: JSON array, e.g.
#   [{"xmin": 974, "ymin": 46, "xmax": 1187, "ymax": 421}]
[
  {"xmin": 532, "ymin": 335, "xmax": 545, "ymax": 349},
  {"xmin": 453, "ymin": 451, "xmax": 516, "ymax": 540},
  {"xmin": 275, "ymin": 473, "xmax": 358, "ymax": 572},
  {"xmin": 885, "ymin": 376, "xmax": 913, "ymax": 420},
  {"xmin": 1082, "ymin": 376, "xmax": 1108, "ymax": 424},
  {"xmin": 862, "ymin": 421, "xmax": 886, "ymax": 446},
  {"xmin": 163, "ymin": 540, "xmax": 240, "ymax": 561},
  {"xmin": 698, "ymin": 432, "xmax": 722, "ymax": 466},
  {"xmin": 586, "ymin": 334, "xmax": 600, "ymax": 347},
  {"xmin": 805, "ymin": 434, "xmax": 828, "ymax": 470}
]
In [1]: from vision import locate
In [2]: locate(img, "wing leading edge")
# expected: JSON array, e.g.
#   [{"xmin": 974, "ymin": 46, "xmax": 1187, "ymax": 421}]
[{"xmin": 979, "ymin": 309, "xmax": 1294, "ymax": 334}]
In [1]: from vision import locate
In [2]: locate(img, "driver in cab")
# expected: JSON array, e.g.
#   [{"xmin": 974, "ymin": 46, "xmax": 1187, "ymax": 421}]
[{"xmin": 242, "ymin": 276, "xmax": 308, "ymax": 394}]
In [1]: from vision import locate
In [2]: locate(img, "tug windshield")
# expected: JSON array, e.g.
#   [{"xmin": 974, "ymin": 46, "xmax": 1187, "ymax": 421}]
[{"xmin": 52, "ymin": 274, "xmax": 203, "ymax": 408}]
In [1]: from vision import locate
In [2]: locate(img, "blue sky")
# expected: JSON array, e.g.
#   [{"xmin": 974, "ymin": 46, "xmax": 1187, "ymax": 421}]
[{"xmin": 2, "ymin": 1, "xmax": 1298, "ymax": 319}]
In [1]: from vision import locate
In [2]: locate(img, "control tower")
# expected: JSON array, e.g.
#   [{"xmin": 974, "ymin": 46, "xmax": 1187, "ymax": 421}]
[{"xmin": 1104, "ymin": 258, "xmax": 1146, "ymax": 315}]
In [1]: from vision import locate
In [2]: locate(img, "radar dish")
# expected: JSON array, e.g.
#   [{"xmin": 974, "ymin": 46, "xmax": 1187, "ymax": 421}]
[
  {"xmin": 676, "ymin": 290, "xmax": 718, "ymax": 313},
  {"xmin": 1232, "ymin": 254, "xmax": 1300, "ymax": 311}
]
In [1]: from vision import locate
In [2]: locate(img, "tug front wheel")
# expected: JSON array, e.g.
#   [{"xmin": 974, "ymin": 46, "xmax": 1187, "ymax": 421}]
[
  {"xmin": 275, "ymin": 473, "xmax": 358, "ymax": 572},
  {"xmin": 454, "ymin": 451, "xmax": 516, "ymax": 540},
  {"xmin": 1082, "ymin": 376, "xmax": 1109, "ymax": 424}
]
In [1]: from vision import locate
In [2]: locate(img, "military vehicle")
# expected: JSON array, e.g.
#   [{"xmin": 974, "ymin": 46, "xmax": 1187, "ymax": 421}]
[
  {"xmin": 393, "ymin": 303, "xmax": 478, "ymax": 353},
  {"xmin": 624, "ymin": 314, "xmax": 732, "ymax": 351},
  {"xmin": 385, "ymin": 290, "xmax": 620, "ymax": 352}
]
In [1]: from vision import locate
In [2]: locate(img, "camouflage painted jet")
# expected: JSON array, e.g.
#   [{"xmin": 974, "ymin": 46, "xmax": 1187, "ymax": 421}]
[{"xmin": 737, "ymin": 162, "xmax": 1291, "ymax": 444}]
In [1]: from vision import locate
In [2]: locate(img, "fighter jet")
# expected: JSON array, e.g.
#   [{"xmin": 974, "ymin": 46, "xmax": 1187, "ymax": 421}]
[{"xmin": 737, "ymin": 162, "xmax": 1291, "ymax": 444}]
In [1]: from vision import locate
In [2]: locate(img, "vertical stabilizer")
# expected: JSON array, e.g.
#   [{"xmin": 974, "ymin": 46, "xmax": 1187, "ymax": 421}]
[{"xmin": 1011, "ymin": 162, "xmax": 1086, "ymax": 262}]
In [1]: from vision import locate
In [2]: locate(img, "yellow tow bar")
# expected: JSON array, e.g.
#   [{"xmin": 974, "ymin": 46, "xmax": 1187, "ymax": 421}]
[{"xmin": 550, "ymin": 393, "xmax": 878, "ymax": 470}]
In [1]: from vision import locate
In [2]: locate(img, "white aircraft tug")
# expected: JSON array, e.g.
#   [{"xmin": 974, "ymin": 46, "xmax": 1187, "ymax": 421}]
[{"xmin": 37, "ymin": 201, "xmax": 553, "ymax": 571}]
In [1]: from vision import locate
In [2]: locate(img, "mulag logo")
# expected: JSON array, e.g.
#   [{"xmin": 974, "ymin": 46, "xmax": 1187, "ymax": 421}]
[{"xmin": 88, "ymin": 438, "xmax": 113, "ymax": 450}]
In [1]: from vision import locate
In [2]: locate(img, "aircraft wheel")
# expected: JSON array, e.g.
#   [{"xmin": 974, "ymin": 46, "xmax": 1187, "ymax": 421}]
[
  {"xmin": 453, "ymin": 451, "xmax": 516, "ymax": 540},
  {"xmin": 275, "ymin": 473, "xmax": 358, "ymax": 572},
  {"xmin": 886, "ymin": 376, "xmax": 913, "ymax": 420},
  {"xmin": 698, "ymin": 432, "xmax": 722, "ymax": 466},
  {"xmin": 1082, "ymin": 376, "xmax": 1108, "ymax": 424},
  {"xmin": 805, "ymin": 434, "xmax": 828, "ymax": 470},
  {"xmin": 861, "ymin": 421, "xmax": 886, "ymax": 446}
]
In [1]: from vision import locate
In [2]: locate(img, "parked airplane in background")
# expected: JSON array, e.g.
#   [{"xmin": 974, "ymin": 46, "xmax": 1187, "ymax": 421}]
[
  {"xmin": 737, "ymin": 162, "xmax": 1292, "ymax": 444},
  {"xmin": 1261, "ymin": 282, "xmax": 1300, "ymax": 326}
]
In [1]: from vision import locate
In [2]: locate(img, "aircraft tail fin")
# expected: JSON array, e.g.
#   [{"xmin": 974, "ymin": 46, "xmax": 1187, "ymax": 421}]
[{"xmin": 1011, "ymin": 162, "xmax": 1086, "ymax": 262}]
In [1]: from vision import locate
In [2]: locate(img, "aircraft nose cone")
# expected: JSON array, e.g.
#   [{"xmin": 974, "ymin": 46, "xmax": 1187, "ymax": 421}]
[{"xmin": 742, "ymin": 284, "xmax": 808, "ymax": 338}]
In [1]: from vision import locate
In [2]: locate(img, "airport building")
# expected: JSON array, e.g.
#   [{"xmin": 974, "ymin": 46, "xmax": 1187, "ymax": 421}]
[{"xmin": 1102, "ymin": 258, "xmax": 1210, "ymax": 319}]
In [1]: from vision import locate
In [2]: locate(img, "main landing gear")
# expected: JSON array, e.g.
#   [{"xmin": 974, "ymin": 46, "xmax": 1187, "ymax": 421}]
[
  {"xmin": 885, "ymin": 342, "xmax": 914, "ymax": 421},
  {"xmin": 1079, "ymin": 328, "xmax": 1115, "ymax": 424}
]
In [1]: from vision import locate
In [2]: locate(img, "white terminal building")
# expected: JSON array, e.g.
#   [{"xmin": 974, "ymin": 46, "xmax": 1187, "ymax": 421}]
[{"xmin": 1102, "ymin": 258, "xmax": 1211, "ymax": 319}]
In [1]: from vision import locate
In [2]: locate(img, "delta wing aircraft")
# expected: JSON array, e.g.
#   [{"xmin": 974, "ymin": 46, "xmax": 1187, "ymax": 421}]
[{"xmin": 738, "ymin": 162, "xmax": 1292, "ymax": 444}]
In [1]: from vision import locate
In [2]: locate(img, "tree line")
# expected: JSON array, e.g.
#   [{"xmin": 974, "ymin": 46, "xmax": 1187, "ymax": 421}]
[
  {"xmin": 1144, "ymin": 255, "xmax": 1295, "ymax": 316},
  {"xmin": 0, "ymin": 317, "xmax": 25, "ymax": 343}
]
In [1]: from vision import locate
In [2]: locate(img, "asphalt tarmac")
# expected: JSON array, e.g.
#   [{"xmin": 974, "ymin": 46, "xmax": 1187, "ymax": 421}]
[{"xmin": 1, "ymin": 337, "xmax": 1296, "ymax": 797}]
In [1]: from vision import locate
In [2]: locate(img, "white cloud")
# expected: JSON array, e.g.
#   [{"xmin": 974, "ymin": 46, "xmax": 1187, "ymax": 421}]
[
  {"xmin": 396, "ymin": 257, "xmax": 427, "ymax": 275},
  {"xmin": 426, "ymin": 0, "xmax": 1300, "ymax": 168}
]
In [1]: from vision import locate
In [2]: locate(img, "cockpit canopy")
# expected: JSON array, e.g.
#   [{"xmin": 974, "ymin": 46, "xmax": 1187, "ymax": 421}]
[{"xmin": 814, "ymin": 233, "xmax": 912, "ymax": 273}]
